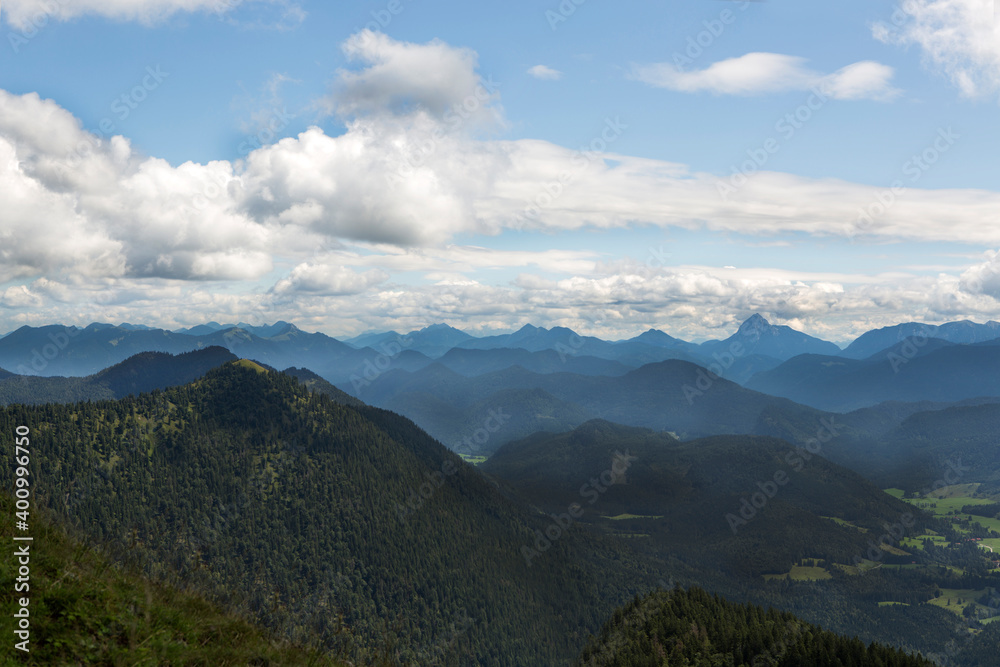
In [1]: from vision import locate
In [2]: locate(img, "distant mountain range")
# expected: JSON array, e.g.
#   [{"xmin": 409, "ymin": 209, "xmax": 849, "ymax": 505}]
[
  {"xmin": 746, "ymin": 339, "xmax": 1000, "ymax": 412},
  {"xmin": 4, "ymin": 314, "xmax": 1000, "ymax": 420},
  {"xmin": 841, "ymin": 320, "xmax": 1000, "ymax": 359},
  {"xmin": 7, "ymin": 315, "xmax": 1000, "ymax": 373}
]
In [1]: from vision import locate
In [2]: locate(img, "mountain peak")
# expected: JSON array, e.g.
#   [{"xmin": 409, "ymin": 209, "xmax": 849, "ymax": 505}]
[
  {"xmin": 421, "ymin": 323, "xmax": 462, "ymax": 333},
  {"xmin": 738, "ymin": 313, "xmax": 771, "ymax": 334}
]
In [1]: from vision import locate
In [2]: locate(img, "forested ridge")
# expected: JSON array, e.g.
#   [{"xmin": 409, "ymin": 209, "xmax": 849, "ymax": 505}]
[
  {"xmin": 2, "ymin": 358, "xmax": 997, "ymax": 664},
  {"xmin": 0, "ymin": 493, "xmax": 348, "ymax": 666},
  {"xmin": 0, "ymin": 360, "xmax": 654, "ymax": 665},
  {"xmin": 577, "ymin": 586, "xmax": 934, "ymax": 666}
]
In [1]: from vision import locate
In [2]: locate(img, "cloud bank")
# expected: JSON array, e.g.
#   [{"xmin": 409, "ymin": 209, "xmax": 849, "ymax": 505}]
[{"xmin": 0, "ymin": 31, "xmax": 998, "ymax": 340}]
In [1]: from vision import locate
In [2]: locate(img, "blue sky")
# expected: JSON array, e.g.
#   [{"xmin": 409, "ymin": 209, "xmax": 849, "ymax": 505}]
[{"xmin": 1, "ymin": 0, "xmax": 999, "ymax": 343}]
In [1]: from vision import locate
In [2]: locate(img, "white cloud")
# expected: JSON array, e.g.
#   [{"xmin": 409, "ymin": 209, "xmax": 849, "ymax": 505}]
[
  {"xmin": 0, "ymin": 89, "xmax": 272, "ymax": 282},
  {"xmin": 3, "ymin": 32, "xmax": 1000, "ymax": 342},
  {"xmin": 324, "ymin": 30, "xmax": 502, "ymax": 128},
  {"xmin": 0, "ymin": 285, "xmax": 42, "ymax": 308},
  {"xmin": 271, "ymin": 263, "xmax": 388, "ymax": 296},
  {"xmin": 527, "ymin": 65, "xmax": 563, "ymax": 80},
  {"xmin": 2, "ymin": 0, "xmax": 301, "ymax": 29},
  {"xmin": 3, "ymin": 81, "xmax": 1000, "ymax": 289},
  {"xmin": 873, "ymin": 0, "xmax": 1000, "ymax": 99},
  {"xmin": 960, "ymin": 250, "xmax": 1000, "ymax": 296},
  {"xmin": 631, "ymin": 52, "xmax": 899, "ymax": 100}
]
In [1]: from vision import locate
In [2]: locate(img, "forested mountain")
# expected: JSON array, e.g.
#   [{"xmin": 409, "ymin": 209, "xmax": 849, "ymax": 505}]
[
  {"xmin": 0, "ymin": 361, "xmax": 663, "ymax": 665},
  {"xmin": 745, "ymin": 342, "xmax": 1000, "ymax": 411},
  {"xmin": 0, "ymin": 347, "xmax": 237, "ymax": 405},
  {"xmin": 483, "ymin": 420, "xmax": 930, "ymax": 576},
  {"xmin": 2, "ymin": 358, "xmax": 996, "ymax": 663},
  {"xmin": 0, "ymin": 494, "xmax": 347, "ymax": 666},
  {"xmin": 825, "ymin": 401, "xmax": 1000, "ymax": 489},
  {"xmin": 347, "ymin": 358, "xmax": 833, "ymax": 455},
  {"xmin": 281, "ymin": 366, "xmax": 366, "ymax": 407},
  {"xmin": 576, "ymin": 586, "xmax": 934, "ymax": 666}
]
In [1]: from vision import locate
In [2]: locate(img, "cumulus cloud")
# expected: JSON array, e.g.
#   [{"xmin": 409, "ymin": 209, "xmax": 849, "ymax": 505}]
[
  {"xmin": 3, "ymin": 32, "xmax": 1000, "ymax": 342},
  {"xmin": 324, "ymin": 30, "xmax": 502, "ymax": 128},
  {"xmin": 527, "ymin": 65, "xmax": 563, "ymax": 80},
  {"xmin": 0, "ymin": 89, "xmax": 272, "ymax": 282},
  {"xmin": 0, "ymin": 286, "xmax": 43, "ymax": 309},
  {"xmin": 960, "ymin": 250, "xmax": 1000, "ymax": 296},
  {"xmin": 271, "ymin": 263, "xmax": 388, "ymax": 296},
  {"xmin": 631, "ymin": 52, "xmax": 899, "ymax": 100},
  {"xmin": 3, "ymin": 80, "xmax": 1000, "ymax": 289},
  {"xmin": 2, "ymin": 0, "xmax": 301, "ymax": 30},
  {"xmin": 873, "ymin": 0, "xmax": 1000, "ymax": 99}
]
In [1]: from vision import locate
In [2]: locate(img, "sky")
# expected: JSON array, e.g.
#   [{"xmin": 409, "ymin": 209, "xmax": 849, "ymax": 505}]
[{"xmin": 0, "ymin": 0, "xmax": 999, "ymax": 344}]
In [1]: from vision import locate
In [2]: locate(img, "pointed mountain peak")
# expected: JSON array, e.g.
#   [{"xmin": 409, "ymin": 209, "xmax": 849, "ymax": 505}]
[
  {"xmin": 421, "ymin": 323, "xmax": 463, "ymax": 333},
  {"xmin": 738, "ymin": 313, "xmax": 771, "ymax": 334}
]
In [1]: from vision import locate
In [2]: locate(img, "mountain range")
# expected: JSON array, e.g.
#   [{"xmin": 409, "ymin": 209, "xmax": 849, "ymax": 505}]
[
  {"xmin": 0, "ymin": 330, "xmax": 997, "ymax": 663},
  {"xmin": 1, "ymin": 358, "xmax": 984, "ymax": 663}
]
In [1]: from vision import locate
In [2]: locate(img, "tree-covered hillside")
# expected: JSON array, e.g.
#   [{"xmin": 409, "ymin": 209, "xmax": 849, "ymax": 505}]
[
  {"xmin": 0, "ymin": 493, "xmax": 348, "ymax": 667},
  {"xmin": 0, "ymin": 347, "xmax": 237, "ymax": 406},
  {"xmin": 0, "ymin": 361, "xmax": 657, "ymax": 665},
  {"xmin": 577, "ymin": 586, "xmax": 934, "ymax": 666}
]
